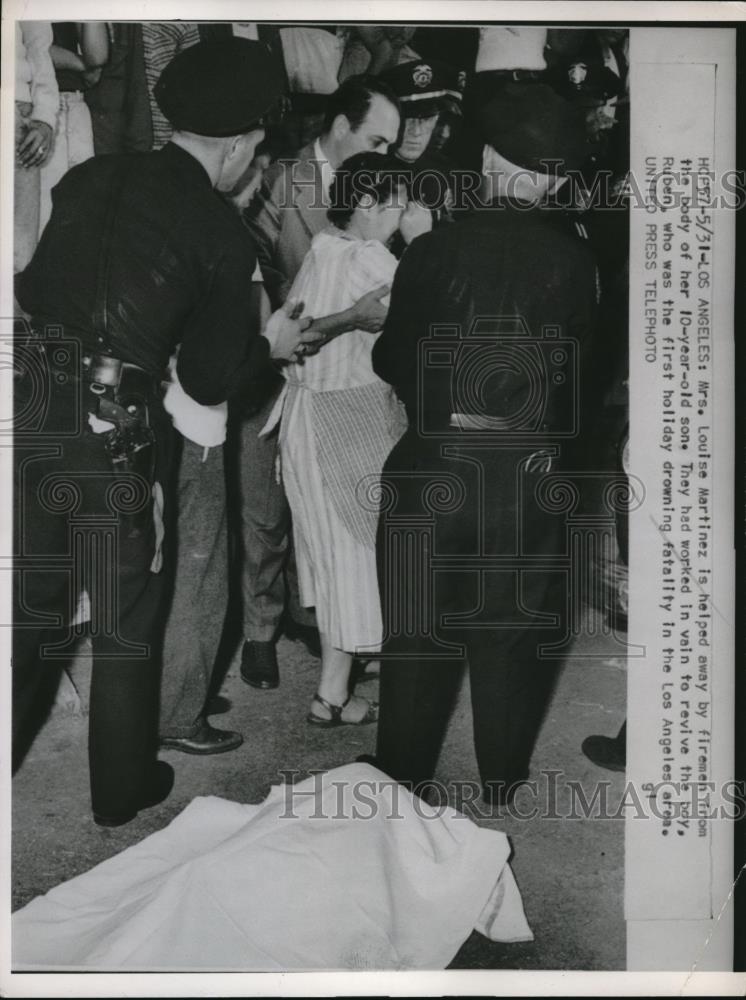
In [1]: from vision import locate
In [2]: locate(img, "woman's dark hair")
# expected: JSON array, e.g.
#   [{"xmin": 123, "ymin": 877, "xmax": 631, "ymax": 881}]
[
  {"xmin": 322, "ymin": 75, "xmax": 400, "ymax": 134},
  {"xmin": 327, "ymin": 152, "xmax": 409, "ymax": 230}
]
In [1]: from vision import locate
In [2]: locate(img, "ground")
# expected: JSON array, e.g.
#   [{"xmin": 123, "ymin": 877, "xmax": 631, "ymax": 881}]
[{"xmin": 12, "ymin": 602, "xmax": 627, "ymax": 971}]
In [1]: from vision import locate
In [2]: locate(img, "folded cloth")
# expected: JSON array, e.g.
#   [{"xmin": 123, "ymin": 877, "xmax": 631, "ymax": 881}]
[
  {"xmin": 163, "ymin": 352, "xmax": 227, "ymax": 448},
  {"xmin": 12, "ymin": 763, "xmax": 532, "ymax": 970}
]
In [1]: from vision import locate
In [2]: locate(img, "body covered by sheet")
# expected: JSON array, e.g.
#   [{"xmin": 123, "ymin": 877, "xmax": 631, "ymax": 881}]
[{"xmin": 12, "ymin": 764, "xmax": 532, "ymax": 970}]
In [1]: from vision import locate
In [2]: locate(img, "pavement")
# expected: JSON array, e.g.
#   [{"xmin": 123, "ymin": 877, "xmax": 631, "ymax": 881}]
[{"xmin": 11, "ymin": 605, "xmax": 627, "ymax": 971}]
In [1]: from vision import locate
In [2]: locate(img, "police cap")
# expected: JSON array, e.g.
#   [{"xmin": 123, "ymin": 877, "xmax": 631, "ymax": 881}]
[
  {"xmin": 154, "ymin": 38, "xmax": 285, "ymax": 137},
  {"xmin": 381, "ymin": 59, "xmax": 463, "ymax": 119},
  {"xmin": 477, "ymin": 82, "xmax": 588, "ymax": 174}
]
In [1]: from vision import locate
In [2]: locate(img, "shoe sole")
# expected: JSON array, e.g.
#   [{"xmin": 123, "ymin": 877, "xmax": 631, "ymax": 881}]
[
  {"xmin": 159, "ymin": 738, "xmax": 244, "ymax": 755},
  {"xmin": 306, "ymin": 713, "xmax": 379, "ymax": 728},
  {"xmin": 240, "ymin": 674, "xmax": 279, "ymax": 690},
  {"xmin": 93, "ymin": 811, "xmax": 137, "ymax": 827}
]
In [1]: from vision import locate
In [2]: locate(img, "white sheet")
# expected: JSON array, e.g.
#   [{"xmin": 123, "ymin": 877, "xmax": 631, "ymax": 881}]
[{"xmin": 12, "ymin": 764, "xmax": 532, "ymax": 970}]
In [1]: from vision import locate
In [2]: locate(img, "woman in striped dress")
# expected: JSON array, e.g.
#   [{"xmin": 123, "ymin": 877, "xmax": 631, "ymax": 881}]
[{"xmin": 264, "ymin": 152, "xmax": 431, "ymax": 726}]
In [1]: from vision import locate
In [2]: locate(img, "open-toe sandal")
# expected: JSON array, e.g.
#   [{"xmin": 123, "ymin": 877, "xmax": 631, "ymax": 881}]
[{"xmin": 306, "ymin": 693, "xmax": 379, "ymax": 728}]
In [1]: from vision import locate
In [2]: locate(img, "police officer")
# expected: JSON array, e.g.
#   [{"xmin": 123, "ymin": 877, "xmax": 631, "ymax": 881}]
[
  {"xmin": 381, "ymin": 59, "xmax": 464, "ymax": 223},
  {"xmin": 13, "ymin": 38, "xmax": 318, "ymax": 826},
  {"xmin": 370, "ymin": 84, "xmax": 597, "ymax": 805}
]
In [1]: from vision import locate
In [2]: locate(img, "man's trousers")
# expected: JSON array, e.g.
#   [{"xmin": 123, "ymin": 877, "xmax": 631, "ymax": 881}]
[
  {"xmin": 236, "ymin": 392, "xmax": 315, "ymax": 643},
  {"xmin": 374, "ymin": 429, "xmax": 567, "ymax": 795},
  {"xmin": 159, "ymin": 438, "xmax": 228, "ymax": 738},
  {"xmin": 12, "ymin": 346, "xmax": 172, "ymax": 818}
]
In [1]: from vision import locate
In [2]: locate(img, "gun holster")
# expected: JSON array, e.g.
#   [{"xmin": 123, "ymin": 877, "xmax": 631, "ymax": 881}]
[{"xmin": 84, "ymin": 355, "xmax": 157, "ymax": 480}]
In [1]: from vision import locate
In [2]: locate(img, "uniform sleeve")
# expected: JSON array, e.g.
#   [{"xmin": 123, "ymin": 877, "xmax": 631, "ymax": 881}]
[
  {"xmin": 372, "ymin": 233, "xmax": 436, "ymax": 406},
  {"xmin": 176, "ymin": 239, "xmax": 273, "ymax": 406},
  {"xmin": 241, "ymin": 161, "xmax": 290, "ymax": 307},
  {"xmin": 21, "ymin": 22, "xmax": 59, "ymax": 129}
]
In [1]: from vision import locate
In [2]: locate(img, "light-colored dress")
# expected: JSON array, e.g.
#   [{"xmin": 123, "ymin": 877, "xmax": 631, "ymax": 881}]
[{"xmin": 266, "ymin": 227, "xmax": 406, "ymax": 652}]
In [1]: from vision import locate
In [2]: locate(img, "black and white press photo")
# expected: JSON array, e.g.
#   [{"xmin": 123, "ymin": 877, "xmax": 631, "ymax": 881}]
[{"xmin": 1, "ymin": 2, "xmax": 740, "ymax": 994}]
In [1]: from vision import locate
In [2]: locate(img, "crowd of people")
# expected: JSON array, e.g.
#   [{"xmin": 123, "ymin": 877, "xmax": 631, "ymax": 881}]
[{"xmin": 13, "ymin": 22, "xmax": 629, "ymax": 827}]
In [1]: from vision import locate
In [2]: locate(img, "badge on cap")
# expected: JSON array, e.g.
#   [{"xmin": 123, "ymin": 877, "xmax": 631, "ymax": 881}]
[
  {"xmin": 412, "ymin": 64, "xmax": 433, "ymax": 88},
  {"xmin": 568, "ymin": 62, "xmax": 588, "ymax": 86}
]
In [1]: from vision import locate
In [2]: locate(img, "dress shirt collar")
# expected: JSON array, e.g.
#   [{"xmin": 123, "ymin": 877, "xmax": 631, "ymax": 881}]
[{"xmin": 313, "ymin": 137, "xmax": 335, "ymax": 201}]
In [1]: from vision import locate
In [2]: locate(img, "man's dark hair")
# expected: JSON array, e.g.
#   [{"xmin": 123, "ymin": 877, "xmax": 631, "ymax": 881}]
[
  {"xmin": 327, "ymin": 151, "xmax": 409, "ymax": 230},
  {"xmin": 322, "ymin": 75, "xmax": 400, "ymax": 134}
]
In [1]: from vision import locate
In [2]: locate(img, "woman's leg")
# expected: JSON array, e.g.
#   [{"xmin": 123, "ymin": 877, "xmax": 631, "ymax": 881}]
[{"xmin": 311, "ymin": 633, "xmax": 376, "ymax": 723}]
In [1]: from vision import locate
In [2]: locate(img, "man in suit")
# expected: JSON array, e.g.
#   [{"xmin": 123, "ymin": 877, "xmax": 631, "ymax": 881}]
[
  {"xmin": 236, "ymin": 75, "xmax": 401, "ymax": 691},
  {"xmin": 370, "ymin": 83, "xmax": 597, "ymax": 807},
  {"xmin": 245, "ymin": 75, "xmax": 401, "ymax": 305}
]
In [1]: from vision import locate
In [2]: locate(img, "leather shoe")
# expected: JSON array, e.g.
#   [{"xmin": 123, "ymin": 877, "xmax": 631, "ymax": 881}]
[
  {"xmin": 93, "ymin": 760, "xmax": 174, "ymax": 828},
  {"xmin": 581, "ymin": 722, "xmax": 626, "ymax": 772},
  {"xmin": 160, "ymin": 720, "xmax": 244, "ymax": 755},
  {"xmin": 282, "ymin": 616, "xmax": 321, "ymax": 658},
  {"xmin": 240, "ymin": 640, "xmax": 279, "ymax": 689}
]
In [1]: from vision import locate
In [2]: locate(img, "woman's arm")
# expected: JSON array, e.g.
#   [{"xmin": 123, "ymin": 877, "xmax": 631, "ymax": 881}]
[
  {"xmin": 78, "ymin": 23, "xmax": 109, "ymax": 68},
  {"xmin": 49, "ymin": 44, "xmax": 86, "ymax": 73}
]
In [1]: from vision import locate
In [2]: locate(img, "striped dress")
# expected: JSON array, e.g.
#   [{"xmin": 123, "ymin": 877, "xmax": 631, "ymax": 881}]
[
  {"xmin": 275, "ymin": 228, "xmax": 406, "ymax": 653},
  {"xmin": 141, "ymin": 23, "xmax": 201, "ymax": 149}
]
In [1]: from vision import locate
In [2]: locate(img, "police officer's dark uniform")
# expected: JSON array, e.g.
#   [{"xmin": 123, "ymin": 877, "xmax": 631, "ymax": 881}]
[
  {"xmin": 371, "ymin": 85, "xmax": 597, "ymax": 804},
  {"xmin": 13, "ymin": 39, "xmax": 283, "ymax": 825}
]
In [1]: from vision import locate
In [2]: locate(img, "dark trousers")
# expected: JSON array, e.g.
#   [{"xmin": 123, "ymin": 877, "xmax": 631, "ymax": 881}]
[
  {"xmin": 12, "ymin": 351, "xmax": 172, "ymax": 817},
  {"xmin": 159, "ymin": 438, "xmax": 227, "ymax": 738},
  {"xmin": 236, "ymin": 393, "xmax": 315, "ymax": 642},
  {"xmin": 374, "ymin": 429, "xmax": 567, "ymax": 792}
]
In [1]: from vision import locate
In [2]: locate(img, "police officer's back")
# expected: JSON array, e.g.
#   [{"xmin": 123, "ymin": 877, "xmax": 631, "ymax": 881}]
[
  {"xmin": 371, "ymin": 84, "xmax": 598, "ymax": 802},
  {"xmin": 12, "ymin": 39, "xmax": 306, "ymax": 827}
]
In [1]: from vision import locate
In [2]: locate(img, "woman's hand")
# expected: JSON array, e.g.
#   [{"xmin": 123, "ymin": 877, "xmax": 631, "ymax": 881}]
[
  {"xmin": 400, "ymin": 202, "xmax": 432, "ymax": 245},
  {"xmin": 17, "ymin": 121, "xmax": 54, "ymax": 169}
]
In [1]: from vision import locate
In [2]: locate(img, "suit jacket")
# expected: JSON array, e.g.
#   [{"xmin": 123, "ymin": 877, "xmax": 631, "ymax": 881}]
[{"xmin": 242, "ymin": 143, "xmax": 330, "ymax": 309}]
